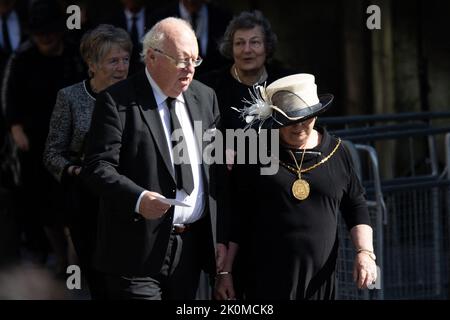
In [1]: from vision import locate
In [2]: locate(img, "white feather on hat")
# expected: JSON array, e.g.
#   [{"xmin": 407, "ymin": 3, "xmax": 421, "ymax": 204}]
[{"xmin": 233, "ymin": 73, "xmax": 333, "ymax": 130}]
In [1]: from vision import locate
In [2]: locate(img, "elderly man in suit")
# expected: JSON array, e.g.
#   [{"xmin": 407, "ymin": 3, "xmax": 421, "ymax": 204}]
[{"xmin": 83, "ymin": 17, "xmax": 227, "ymax": 300}]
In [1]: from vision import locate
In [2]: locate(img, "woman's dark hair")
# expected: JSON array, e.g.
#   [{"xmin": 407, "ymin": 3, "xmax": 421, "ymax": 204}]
[{"xmin": 219, "ymin": 10, "xmax": 278, "ymax": 61}]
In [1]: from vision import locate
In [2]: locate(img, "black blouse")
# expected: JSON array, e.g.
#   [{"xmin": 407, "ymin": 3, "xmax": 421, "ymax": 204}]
[{"xmin": 232, "ymin": 127, "xmax": 371, "ymax": 299}]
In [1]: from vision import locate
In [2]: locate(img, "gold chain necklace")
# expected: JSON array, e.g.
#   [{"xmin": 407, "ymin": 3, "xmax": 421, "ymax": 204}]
[
  {"xmin": 233, "ymin": 65, "xmax": 267, "ymax": 85},
  {"xmin": 289, "ymin": 147, "xmax": 309, "ymax": 200},
  {"xmin": 280, "ymin": 138, "xmax": 341, "ymax": 200}
]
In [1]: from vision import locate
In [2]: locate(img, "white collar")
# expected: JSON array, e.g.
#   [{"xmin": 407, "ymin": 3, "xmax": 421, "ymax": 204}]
[
  {"xmin": 178, "ymin": 2, "xmax": 207, "ymax": 21},
  {"xmin": 145, "ymin": 67, "xmax": 184, "ymax": 105},
  {"xmin": 124, "ymin": 8, "xmax": 145, "ymax": 20}
]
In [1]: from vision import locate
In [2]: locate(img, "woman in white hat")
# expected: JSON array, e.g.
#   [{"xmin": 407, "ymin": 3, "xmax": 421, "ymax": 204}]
[{"xmin": 215, "ymin": 74, "xmax": 377, "ymax": 300}]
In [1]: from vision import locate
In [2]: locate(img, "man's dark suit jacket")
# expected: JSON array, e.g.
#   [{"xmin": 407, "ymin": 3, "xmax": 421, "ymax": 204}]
[
  {"xmin": 148, "ymin": 3, "xmax": 232, "ymax": 76},
  {"xmin": 83, "ymin": 70, "xmax": 225, "ymax": 277}
]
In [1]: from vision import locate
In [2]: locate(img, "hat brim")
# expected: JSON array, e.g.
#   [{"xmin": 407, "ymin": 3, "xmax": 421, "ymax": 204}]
[{"xmin": 270, "ymin": 93, "xmax": 334, "ymax": 129}]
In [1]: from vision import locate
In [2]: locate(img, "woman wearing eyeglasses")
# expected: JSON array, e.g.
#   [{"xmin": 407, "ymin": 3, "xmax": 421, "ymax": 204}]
[
  {"xmin": 199, "ymin": 10, "xmax": 292, "ymax": 130},
  {"xmin": 43, "ymin": 24, "xmax": 131, "ymax": 299}
]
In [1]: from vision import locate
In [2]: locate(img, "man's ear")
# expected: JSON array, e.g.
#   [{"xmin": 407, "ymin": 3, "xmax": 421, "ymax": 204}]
[{"xmin": 148, "ymin": 48, "xmax": 155, "ymax": 59}]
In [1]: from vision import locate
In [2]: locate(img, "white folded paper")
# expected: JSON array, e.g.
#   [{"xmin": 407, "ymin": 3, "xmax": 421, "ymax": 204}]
[{"xmin": 153, "ymin": 194, "xmax": 191, "ymax": 207}]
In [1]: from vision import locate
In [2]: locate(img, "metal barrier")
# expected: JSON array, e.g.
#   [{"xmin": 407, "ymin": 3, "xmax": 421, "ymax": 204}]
[
  {"xmin": 382, "ymin": 179, "xmax": 449, "ymax": 299},
  {"xmin": 195, "ymin": 112, "xmax": 450, "ymax": 300},
  {"xmin": 323, "ymin": 112, "xmax": 450, "ymax": 300}
]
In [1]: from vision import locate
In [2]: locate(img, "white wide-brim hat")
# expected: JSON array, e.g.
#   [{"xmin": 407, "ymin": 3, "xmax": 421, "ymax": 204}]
[
  {"xmin": 234, "ymin": 73, "xmax": 333, "ymax": 131},
  {"xmin": 266, "ymin": 73, "xmax": 333, "ymax": 128}
]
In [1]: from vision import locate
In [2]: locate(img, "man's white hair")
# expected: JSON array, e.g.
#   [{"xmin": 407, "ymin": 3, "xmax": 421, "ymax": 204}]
[{"xmin": 141, "ymin": 17, "xmax": 195, "ymax": 62}]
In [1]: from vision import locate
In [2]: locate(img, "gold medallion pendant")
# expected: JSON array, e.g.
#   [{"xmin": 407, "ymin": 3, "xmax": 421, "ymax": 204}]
[
  {"xmin": 281, "ymin": 139, "xmax": 341, "ymax": 201},
  {"xmin": 292, "ymin": 178, "xmax": 310, "ymax": 200}
]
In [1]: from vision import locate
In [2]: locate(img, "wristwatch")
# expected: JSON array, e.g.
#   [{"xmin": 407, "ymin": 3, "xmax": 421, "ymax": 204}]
[{"xmin": 356, "ymin": 249, "xmax": 376, "ymax": 261}]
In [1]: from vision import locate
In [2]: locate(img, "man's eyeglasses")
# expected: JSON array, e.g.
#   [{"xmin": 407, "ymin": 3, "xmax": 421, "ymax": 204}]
[{"xmin": 152, "ymin": 48, "xmax": 203, "ymax": 68}]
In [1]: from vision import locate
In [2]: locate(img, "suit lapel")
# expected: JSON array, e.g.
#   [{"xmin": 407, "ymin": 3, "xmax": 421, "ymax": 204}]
[
  {"xmin": 183, "ymin": 87, "xmax": 210, "ymax": 152},
  {"xmin": 134, "ymin": 72, "xmax": 176, "ymax": 183},
  {"xmin": 183, "ymin": 87, "xmax": 211, "ymax": 185},
  {"xmin": 183, "ymin": 88, "xmax": 202, "ymax": 124}
]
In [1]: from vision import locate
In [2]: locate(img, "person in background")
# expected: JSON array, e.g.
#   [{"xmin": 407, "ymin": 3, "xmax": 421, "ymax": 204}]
[
  {"xmin": 0, "ymin": 0, "xmax": 27, "ymax": 55},
  {"xmin": 43, "ymin": 24, "xmax": 131, "ymax": 299},
  {"xmin": 149, "ymin": 0, "xmax": 232, "ymax": 76},
  {"xmin": 0, "ymin": 0, "xmax": 28, "ymax": 267},
  {"xmin": 105, "ymin": 0, "xmax": 152, "ymax": 75},
  {"xmin": 0, "ymin": 0, "xmax": 28, "ymax": 70},
  {"xmin": 3, "ymin": 0, "xmax": 85, "ymax": 275},
  {"xmin": 215, "ymin": 74, "xmax": 377, "ymax": 300},
  {"xmin": 200, "ymin": 10, "xmax": 292, "ymax": 130},
  {"xmin": 0, "ymin": 0, "xmax": 28, "ymax": 149}
]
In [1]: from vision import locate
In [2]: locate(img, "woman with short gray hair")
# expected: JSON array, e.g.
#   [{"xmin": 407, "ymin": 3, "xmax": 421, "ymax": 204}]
[
  {"xmin": 80, "ymin": 24, "xmax": 132, "ymax": 91},
  {"xmin": 43, "ymin": 24, "xmax": 131, "ymax": 299},
  {"xmin": 200, "ymin": 10, "xmax": 292, "ymax": 130},
  {"xmin": 218, "ymin": 10, "xmax": 278, "ymax": 62}
]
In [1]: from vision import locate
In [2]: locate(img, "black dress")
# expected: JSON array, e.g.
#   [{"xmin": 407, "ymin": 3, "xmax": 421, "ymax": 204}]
[
  {"xmin": 200, "ymin": 64, "xmax": 294, "ymax": 297},
  {"xmin": 4, "ymin": 40, "xmax": 85, "ymax": 226},
  {"xmin": 233, "ymin": 127, "xmax": 371, "ymax": 300}
]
